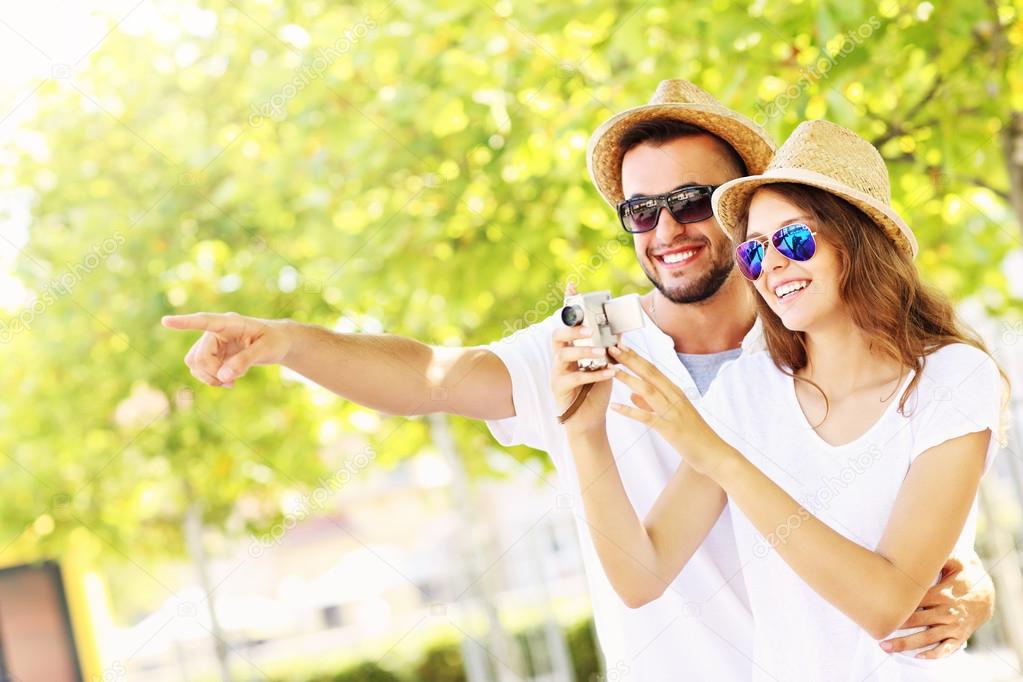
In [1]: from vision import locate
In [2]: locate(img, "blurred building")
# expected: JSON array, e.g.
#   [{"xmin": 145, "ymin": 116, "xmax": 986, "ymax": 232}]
[{"xmin": 112, "ymin": 446, "xmax": 589, "ymax": 681}]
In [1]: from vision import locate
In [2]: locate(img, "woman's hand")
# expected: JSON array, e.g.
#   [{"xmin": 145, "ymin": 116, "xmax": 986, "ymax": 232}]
[
  {"xmin": 607, "ymin": 343, "xmax": 736, "ymax": 477},
  {"xmin": 549, "ymin": 284, "xmax": 617, "ymax": 436}
]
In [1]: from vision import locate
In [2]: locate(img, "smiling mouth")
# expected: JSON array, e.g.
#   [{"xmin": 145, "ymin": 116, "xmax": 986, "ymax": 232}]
[
  {"xmin": 773, "ymin": 279, "xmax": 811, "ymax": 301},
  {"xmin": 654, "ymin": 245, "xmax": 703, "ymax": 267}
]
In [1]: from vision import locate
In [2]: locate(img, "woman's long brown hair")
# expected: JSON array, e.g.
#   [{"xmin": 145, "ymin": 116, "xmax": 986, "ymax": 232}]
[{"xmin": 730, "ymin": 183, "xmax": 1006, "ymax": 418}]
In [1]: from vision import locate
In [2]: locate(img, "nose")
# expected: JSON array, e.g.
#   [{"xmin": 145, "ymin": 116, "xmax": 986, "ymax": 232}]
[
  {"xmin": 654, "ymin": 207, "xmax": 684, "ymax": 243},
  {"xmin": 761, "ymin": 240, "xmax": 788, "ymax": 274}
]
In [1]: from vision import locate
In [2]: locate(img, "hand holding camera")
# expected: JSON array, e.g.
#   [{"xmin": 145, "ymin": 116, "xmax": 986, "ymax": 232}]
[{"xmin": 549, "ymin": 285, "xmax": 645, "ymax": 431}]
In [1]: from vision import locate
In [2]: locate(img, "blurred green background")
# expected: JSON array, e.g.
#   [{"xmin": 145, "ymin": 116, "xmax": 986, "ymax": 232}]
[{"xmin": 1, "ymin": 0, "xmax": 1022, "ymax": 680}]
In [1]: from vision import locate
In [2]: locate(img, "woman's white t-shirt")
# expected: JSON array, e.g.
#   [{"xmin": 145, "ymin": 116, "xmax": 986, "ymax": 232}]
[{"xmin": 699, "ymin": 343, "xmax": 1004, "ymax": 681}]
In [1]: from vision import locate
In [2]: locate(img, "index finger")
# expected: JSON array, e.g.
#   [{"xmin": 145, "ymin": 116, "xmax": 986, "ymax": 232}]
[
  {"xmin": 551, "ymin": 323, "xmax": 590, "ymax": 348},
  {"xmin": 161, "ymin": 313, "xmax": 234, "ymax": 333}
]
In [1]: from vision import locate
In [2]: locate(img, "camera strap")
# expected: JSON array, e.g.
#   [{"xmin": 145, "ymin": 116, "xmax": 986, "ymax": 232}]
[
  {"xmin": 557, "ymin": 383, "xmax": 593, "ymax": 424},
  {"xmin": 556, "ymin": 351, "xmax": 621, "ymax": 424}
]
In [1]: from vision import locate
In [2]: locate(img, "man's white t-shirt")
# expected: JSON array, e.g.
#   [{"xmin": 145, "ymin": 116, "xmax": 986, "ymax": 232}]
[
  {"xmin": 485, "ymin": 310, "xmax": 762, "ymax": 681},
  {"xmin": 700, "ymin": 343, "xmax": 1004, "ymax": 681}
]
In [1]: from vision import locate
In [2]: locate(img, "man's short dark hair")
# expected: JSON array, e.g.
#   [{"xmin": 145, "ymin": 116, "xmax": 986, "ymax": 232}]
[{"xmin": 619, "ymin": 118, "xmax": 748, "ymax": 177}]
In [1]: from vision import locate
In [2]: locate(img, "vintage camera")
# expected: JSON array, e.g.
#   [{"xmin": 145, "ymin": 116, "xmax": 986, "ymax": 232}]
[{"xmin": 560, "ymin": 291, "xmax": 645, "ymax": 370}]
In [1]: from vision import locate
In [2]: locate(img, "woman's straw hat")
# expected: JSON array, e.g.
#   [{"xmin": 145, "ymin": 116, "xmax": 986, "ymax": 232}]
[
  {"xmin": 587, "ymin": 80, "xmax": 776, "ymax": 207},
  {"xmin": 712, "ymin": 119, "xmax": 918, "ymax": 257}
]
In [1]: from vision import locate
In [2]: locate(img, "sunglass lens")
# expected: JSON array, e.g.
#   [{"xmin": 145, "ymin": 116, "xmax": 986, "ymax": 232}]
[
  {"xmin": 773, "ymin": 224, "xmax": 816, "ymax": 261},
  {"xmin": 668, "ymin": 192, "xmax": 713, "ymax": 224},
  {"xmin": 735, "ymin": 240, "xmax": 764, "ymax": 280},
  {"xmin": 624, "ymin": 204, "xmax": 660, "ymax": 232}
]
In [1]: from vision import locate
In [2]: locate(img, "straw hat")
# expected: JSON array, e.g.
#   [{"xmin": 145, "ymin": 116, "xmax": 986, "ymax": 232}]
[
  {"xmin": 587, "ymin": 79, "xmax": 776, "ymax": 207},
  {"xmin": 712, "ymin": 119, "xmax": 918, "ymax": 257}
]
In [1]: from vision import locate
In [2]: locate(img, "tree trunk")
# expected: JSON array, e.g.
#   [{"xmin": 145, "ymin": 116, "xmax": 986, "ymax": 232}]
[
  {"xmin": 1002, "ymin": 110, "xmax": 1023, "ymax": 244},
  {"xmin": 980, "ymin": 477, "xmax": 1023, "ymax": 670},
  {"xmin": 184, "ymin": 490, "xmax": 232, "ymax": 682},
  {"xmin": 430, "ymin": 413, "xmax": 521, "ymax": 682},
  {"xmin": 527, "ymin": 528, "xmax": 574, "ymax": 682}
]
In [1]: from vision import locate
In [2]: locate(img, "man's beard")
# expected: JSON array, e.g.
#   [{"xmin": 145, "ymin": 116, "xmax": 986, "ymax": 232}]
[{"xmin": 641, "ymin": 243, "xmax": 734, "ymax": 305}]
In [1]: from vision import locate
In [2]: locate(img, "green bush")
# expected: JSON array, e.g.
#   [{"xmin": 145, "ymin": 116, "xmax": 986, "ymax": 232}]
[
  {"xmin": 294, "ymin": 617, "xmax": 599, "ymax": 682},
  {"xmin": 566, "ymin": 618, "xmax": 602, "ymax": 682},
  {"xmin": 515, "ymin": 627, "xmax": 540, "ymax": 676},
  {"xmin": 308, "ymin": 661, "xmax": 404, "ymax": 682},
  {"xmin": 411, "ymin": 641, "xmax": 466, "ymax": 682}
]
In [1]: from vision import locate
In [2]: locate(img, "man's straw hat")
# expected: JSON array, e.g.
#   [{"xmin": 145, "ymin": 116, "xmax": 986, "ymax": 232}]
[
  {"xmin": 587, "ymin": 79, "xmax": 776, "ymax": 207},
  {"xmin": 712, "ymin": 119, "xmax": 918, "ymax": 257}
]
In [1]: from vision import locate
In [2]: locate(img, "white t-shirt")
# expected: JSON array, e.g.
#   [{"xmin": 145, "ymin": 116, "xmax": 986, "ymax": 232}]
[
  {"xmin": 700, "ymin": 343, "xmax": 1004, "ymax": 681},
  {"xmin": 485, "ymin": 310, "xmax": 763, "ymax": 681}
]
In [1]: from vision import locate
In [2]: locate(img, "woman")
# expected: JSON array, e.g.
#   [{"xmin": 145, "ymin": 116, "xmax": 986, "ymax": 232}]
[{"xmin": 553, "ymin": 120, "xmax": 1008, "ymax": 680}]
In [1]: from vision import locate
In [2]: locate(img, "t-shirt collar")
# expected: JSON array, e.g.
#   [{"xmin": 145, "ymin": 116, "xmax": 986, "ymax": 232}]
[{"xmin": 637, "ymin": 307, "xmax": 765, "ymax": 356}]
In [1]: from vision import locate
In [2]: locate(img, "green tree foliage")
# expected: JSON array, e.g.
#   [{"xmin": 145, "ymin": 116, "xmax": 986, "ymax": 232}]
[{"xmin": 2, "ymin": 0, "xmax": 1021, "ymax": 570}]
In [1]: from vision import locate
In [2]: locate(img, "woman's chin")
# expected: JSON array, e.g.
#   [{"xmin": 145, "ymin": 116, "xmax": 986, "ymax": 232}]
[{"xmin": 775, "ymin": 308, "xmax": 813, "ymax": 332}]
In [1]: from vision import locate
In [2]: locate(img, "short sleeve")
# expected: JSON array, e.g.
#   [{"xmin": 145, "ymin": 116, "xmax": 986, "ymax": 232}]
[
  {"xmin": 909, "ymin": 345, "xmax": 1006, "ymax": 474},
  {"xmin": 483, "ymin": 312, "xmax": 564, "ymax": 453}
]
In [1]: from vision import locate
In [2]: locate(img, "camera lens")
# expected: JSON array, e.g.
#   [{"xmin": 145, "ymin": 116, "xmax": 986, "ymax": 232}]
[{"xmin": 561, "ymin": 305, "xmax": 584, "ymax": 327}]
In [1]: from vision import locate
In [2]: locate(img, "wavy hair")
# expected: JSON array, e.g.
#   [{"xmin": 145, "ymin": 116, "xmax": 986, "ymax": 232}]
[{"xmin": 729, "ymin": 183, "xmax": 1006, "ymax": 418}]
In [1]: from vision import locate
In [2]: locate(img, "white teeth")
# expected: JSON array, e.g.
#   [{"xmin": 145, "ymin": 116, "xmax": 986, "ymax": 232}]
[
  {"xmin": 774, "ymin": 280, "xmax": 810, "ymax": 298},
  {"xmin": 661, "ymin": 250, "xmax": 696, "ymax": 264}
]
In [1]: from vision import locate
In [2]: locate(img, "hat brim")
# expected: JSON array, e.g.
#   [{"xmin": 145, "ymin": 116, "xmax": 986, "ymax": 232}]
[
  {"xmin": 712, "ymin": 167, "xmax": 919, "ymax": 258},
  {"xmin": 587, "ymin": 102, "xmax": 776, "ymax": 208}
]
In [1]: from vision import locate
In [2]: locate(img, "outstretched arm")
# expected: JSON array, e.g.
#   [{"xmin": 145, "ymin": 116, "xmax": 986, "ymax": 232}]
[{"xmin": 162, "ymin": 312, "xmax": 514, "ymax": 420}]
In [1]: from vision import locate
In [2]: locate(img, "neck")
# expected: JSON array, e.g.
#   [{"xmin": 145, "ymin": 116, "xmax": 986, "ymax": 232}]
[
  {"xmin": 644, "ymin": 274, "xmax": 756, "ymax": 354},
  {"xmin": 801, "ymin": 316, "xmax": 902, "ymax": 393}
]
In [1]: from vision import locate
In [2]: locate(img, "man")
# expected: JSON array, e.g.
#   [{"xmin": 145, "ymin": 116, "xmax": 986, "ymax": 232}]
[{"xmin": 163, "ymin": 80, "xmax": 994, "ymax": 679}]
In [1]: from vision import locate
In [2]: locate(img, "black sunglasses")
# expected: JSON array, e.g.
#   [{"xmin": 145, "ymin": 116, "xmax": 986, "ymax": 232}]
[{"xmin": 617, "ymin": 184, "xmax": 719, "ymax": 233}]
